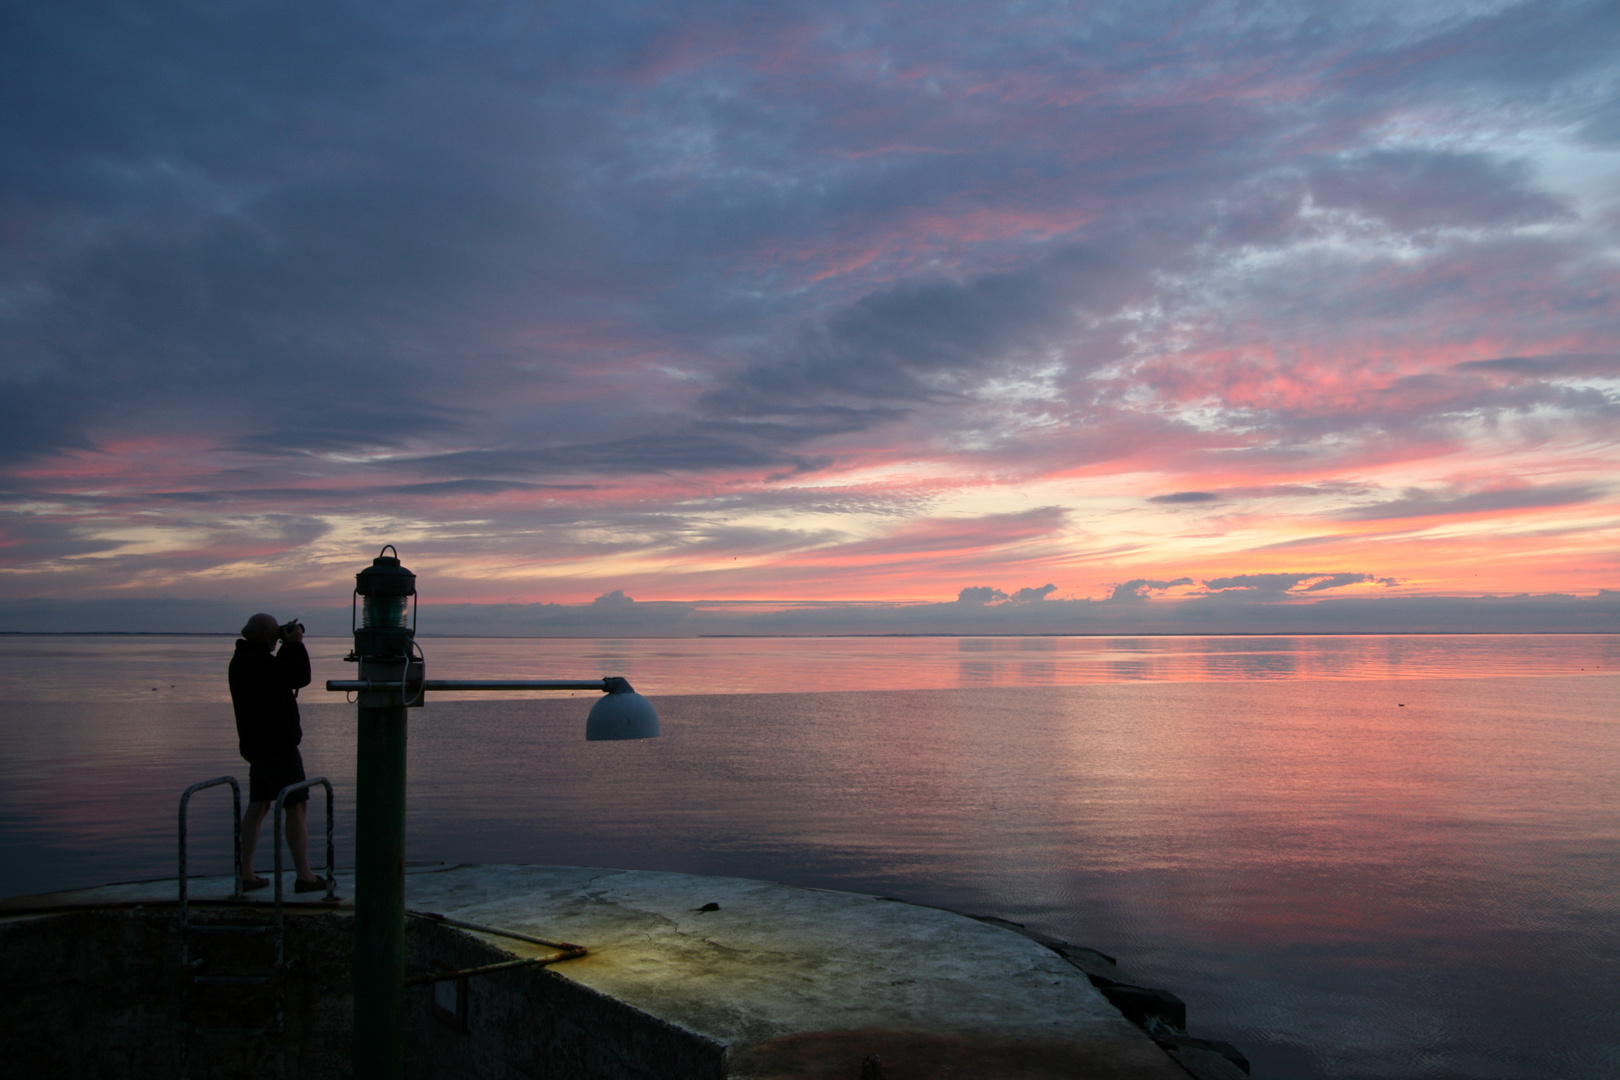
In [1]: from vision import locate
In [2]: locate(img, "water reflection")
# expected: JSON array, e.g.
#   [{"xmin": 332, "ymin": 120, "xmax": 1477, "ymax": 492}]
[
  {"xmin": 1018, "ymin": 661, "xmax": 1056, "ymax": 682},
  {"xmin": 6, "ymin": 676, "xmax": 1617, "ymax": 1080},
  {"xmin": 1208, "ymin": 651, "xmax": 1298, "ymax": 680},
  {"xmin": 582, "ymin": 638, "xmax": 636, "ymax": 681},
  {"xmin": 957, "ymin": 660, "xmax": 995, "ymax": 684},
  {"xmin": 0, "ymin": 639, "xmax": 1617, "ymax": 1080},
  {"xmin": 1103, "ymin": 659, "xmax": 1157, "ymax": 681},
  {"xmin": 0, "ymin": 633, "xmax": 1615, "ymax": 701},
  {"xmin": 1385, "ymin": 635, "xmax": 1407, "ymax": 675}
]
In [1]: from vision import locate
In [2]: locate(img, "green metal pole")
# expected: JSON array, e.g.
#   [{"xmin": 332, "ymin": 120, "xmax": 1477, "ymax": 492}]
[{"xmin": 354, "ymin": 703, "xmax": 407, "ymax": 1080}]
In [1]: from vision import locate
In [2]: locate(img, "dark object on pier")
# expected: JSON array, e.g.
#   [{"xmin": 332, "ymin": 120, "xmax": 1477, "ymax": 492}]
[
  {"xmin": 969, "ymin": 913, "xmax": 1251, "ymax": 1077},
  {"xmin": 1152, "ymin": 1032, "xmax": 1251, "ymax": 1077},
  {"xmin": 1097, "ymin": 983, "xmax": 1187, "ymax": 1031},
  {"xmin": 860, "ymin": 1050, "xmax": 883, "ymax": 1078}
]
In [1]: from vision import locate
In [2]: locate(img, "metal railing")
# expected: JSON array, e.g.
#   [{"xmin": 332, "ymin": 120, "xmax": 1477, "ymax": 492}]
[
  {"xmin": 271, "ymin": 777, "xmax": 338, "ymax": 965},
  {"xmin": 177, "ymin": 776, "xmax": 243, "ymax": 936}
]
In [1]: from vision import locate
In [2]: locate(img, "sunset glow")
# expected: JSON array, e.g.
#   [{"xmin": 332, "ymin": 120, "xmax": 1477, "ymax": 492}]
[{"xmin": 1, "ymin": 3, "xmax": 1617, "ymax": 631}]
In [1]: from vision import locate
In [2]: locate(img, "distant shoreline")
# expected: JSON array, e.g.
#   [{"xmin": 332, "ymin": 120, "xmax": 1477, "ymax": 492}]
[
  {"xmin": 0, "ymin": 631, "xmax": 238, "ymax": 636},
  {"xmin": 0, "ymin": 630, "xmax": 1613, "ymax": 639}
]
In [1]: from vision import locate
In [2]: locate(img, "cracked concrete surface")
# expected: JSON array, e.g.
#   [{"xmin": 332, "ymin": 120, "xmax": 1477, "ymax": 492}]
[{"xmin": 405, "ymin": 865, "xmax": 1189, "ymax": 1076}]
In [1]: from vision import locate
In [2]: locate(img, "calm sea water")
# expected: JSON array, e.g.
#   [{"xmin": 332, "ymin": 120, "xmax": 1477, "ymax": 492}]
[{"xmin": 1, "ymin": 633, "xmax": 1616, "ymax": 1080}]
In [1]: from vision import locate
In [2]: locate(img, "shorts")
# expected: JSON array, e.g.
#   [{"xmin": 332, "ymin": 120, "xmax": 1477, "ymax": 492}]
[{"xmin": 248, "ymin": 750, "xmax": 309, "ymax": 805}]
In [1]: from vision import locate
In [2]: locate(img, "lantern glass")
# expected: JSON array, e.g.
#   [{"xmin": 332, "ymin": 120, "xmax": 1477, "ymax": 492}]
[{"xmin": 362, "ymin": 594, "xmax": 410, "ymax": 629}]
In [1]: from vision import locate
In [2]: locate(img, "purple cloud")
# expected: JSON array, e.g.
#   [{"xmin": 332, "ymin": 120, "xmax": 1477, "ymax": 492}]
[
  {"xmin": 1307, "ymin": 150, "xmax": 1572, "ymax": 233},
  {"xmin": 1011, "ymin": 584, "xmax": 1057, "ymax": 603},
  {"xmin": 1109, "ymin": 578, "xmax": 1195, "ymax": 603},
  {"xmin": 0, "ymin": 1, "xmax": 1615, "ymax": 612},
  {"xmin": 1338, "ymin": 484, "xmax": 1606, "ymax": 521},
  {"xmin": 956, "ymin": 586, "xmax": 1008, "ymax": 605},
  {"xmin": 1202, "ymin": 573, "xmax": 1395, "ymax": 597}
]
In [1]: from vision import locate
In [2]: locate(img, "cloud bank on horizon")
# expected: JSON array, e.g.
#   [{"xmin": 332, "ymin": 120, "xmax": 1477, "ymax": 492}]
[{"xmin": 1, "ymin": 1, "xmax": 1618, "ymax": 631}]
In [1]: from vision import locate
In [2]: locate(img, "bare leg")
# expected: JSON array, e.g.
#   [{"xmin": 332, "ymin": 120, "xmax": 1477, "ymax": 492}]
[
  {"xmin": 285, "ymin": 800, "xmax": 318, "ymax": 882},
  {"xmin": 241, "ymin": 800, "xmax": 271, "ymax": 882}
]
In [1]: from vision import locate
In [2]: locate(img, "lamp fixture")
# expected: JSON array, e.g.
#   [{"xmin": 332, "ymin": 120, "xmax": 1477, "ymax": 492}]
[{"xmin": 326, "ymin": 546, "xmax": 661, "ymax": 1080}]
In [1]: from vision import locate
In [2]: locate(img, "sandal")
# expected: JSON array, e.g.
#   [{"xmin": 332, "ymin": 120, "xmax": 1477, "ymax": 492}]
[
  {"xmin": 294, "ymin": 878, "xmax": 328, "ymax": 893},
  {"xmin": 241, "ymin": 875, "xmax": 270, "ymax": 891}
]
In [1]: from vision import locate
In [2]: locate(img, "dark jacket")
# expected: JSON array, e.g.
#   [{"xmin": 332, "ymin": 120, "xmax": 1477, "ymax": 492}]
[{"xmin": 229, "ymin": 638, "xmax": 311, "ymax": 762}]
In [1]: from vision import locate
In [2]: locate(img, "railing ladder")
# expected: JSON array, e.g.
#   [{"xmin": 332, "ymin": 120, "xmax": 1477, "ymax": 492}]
[
  {"xmin": 272, "ymin": 776, "xmax": 339, "ymax": 966},
  {"xmin": 177, "ymin": 776, "xmax": 243, "ymax": 968},
  {"xmin": 173, "ymin": 772, "xmax": 341, "ymax": 1074}
]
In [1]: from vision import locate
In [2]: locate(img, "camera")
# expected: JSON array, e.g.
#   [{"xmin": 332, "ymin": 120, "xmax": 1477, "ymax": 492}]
[{"xmin": 278, "ymin": 619, "xmax": 304, "ymax": 641}]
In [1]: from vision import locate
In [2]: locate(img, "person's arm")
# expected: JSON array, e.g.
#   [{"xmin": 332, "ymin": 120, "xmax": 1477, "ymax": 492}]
[{"xmin": 274, "ymin": 639, "xmax": 313, "ymax": 690}]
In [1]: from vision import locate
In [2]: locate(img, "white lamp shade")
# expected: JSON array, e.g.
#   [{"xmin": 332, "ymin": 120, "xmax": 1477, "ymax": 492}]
[{"xmin": 585, "ymin": 690, "xmax": 661, "ymax": 740}]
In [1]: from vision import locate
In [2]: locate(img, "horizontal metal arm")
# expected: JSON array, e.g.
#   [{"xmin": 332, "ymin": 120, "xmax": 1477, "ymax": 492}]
[{"xmin": 326, "ymin": 678, "xmax": 626, "ymax": 693}]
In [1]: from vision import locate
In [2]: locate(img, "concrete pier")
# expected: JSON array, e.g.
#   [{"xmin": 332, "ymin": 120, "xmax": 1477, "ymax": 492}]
[{"xmin": 1, "ymin": 864, "xmax": 1233, "ymax": 1078}]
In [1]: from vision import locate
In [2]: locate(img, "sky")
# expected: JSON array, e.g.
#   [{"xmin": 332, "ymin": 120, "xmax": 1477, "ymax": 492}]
[{"xmin": 2, "ymin": 1, "xmax": 1618, "ymax": 634}]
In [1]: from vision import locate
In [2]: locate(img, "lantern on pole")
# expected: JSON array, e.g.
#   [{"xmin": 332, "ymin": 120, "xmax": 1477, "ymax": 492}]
[
  {"xmin": 329, "ymin": 546, "xmax": 661, "ymax": 1080},
  {"xmin": 347, "ymin": 546, "xmax": 418, "ymax": 1080},
  {"xmin": 352, "ymin": 544, "xmax": 416, "ymax": 662}
]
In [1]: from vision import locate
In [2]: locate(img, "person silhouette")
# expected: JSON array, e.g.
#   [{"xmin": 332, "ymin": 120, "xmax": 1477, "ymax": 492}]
[{"xmin": 228, "ymin": 613, "xmax": 323, "ymax": 891}]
